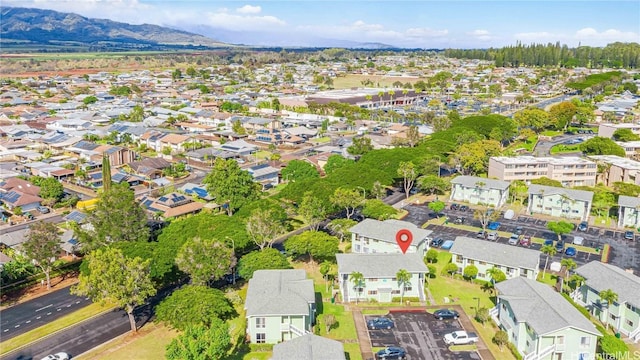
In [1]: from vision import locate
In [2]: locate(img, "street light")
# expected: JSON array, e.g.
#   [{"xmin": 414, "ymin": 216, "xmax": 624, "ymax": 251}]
[
  {"xmin": 432, "ymin": 155, "xmax": 442, "ymax": 178},
  {"xmin": 473, "ymin": 296, "xmax": 480, "ymax": 316}
]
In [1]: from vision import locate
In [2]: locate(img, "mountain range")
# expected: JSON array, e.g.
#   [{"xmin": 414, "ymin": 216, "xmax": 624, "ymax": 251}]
[{"xmin": 0, "ymin": 7, "xmax": 395, "ymax": 51}]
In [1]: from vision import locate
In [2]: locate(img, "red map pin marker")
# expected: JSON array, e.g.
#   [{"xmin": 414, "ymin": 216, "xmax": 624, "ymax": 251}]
[{"xmin": 395, "ymin": 229, "xmax": 413, "ymax": 254}]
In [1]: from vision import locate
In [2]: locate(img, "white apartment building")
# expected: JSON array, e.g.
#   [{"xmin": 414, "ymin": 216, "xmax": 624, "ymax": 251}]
[
  {"xmin": 488, "ymin": 156, "xmax": 597, "ymax": 187},
  {"xmin": 450, "ymin": 175, "xmax": 510, "ymax": 208},
  {"xmin": 588, "ymin": 155, "xmax": 640, "ymax": 187}
]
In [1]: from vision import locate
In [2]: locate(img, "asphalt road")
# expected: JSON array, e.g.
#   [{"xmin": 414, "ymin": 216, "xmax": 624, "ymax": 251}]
[
  {"xmin": 0, "ymin": 215, "xmax": 64, "ymax": 236},
  {"xmin": 0, "ymin": 285, "xmax": 92, "ymax": 342},
  {"xmin": 1, "ymin": 308, "xmax": 134, "ymax": 360}
]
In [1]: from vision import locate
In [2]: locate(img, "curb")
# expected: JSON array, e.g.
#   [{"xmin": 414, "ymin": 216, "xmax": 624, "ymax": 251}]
[{"xmin": 0, "ymin": 306, "xmax": 118, "ymax": 358}]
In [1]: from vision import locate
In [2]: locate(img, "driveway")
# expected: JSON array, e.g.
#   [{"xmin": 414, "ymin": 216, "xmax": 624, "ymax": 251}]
[{"xmin": 367, "ymin": 311, "xmax": 481, "ymax": 360}]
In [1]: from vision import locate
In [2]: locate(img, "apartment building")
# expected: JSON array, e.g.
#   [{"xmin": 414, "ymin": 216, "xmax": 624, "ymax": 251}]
[
  {"xmin": 618, "ymin": 195, "xmax": 640, "ymax": 229},
  {"xmin": 598, "ymin": 123, "xmax": 640, "ymax": 138},
  {"xmin": 488, "ymin": 156, "xmax": 596, "ymax": 187},
  {"xmin": 615, "ymin": 141, "xmax": 640, "ymax": 159},
  {"xmin": 527, "ymin": 185, "xmax": 593, "ymax": 221},
  {"xmin": 588, "ymin": 155, "xmax": 640, "ymax": 187},
  {"xmin": 450, "ymin": 175, "xmax": 510, "ymax": 208}
]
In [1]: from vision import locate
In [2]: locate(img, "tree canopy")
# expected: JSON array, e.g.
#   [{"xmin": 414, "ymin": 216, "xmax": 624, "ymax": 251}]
[
  {"xmin": 165, "ymin": 320, "xmax": 232, "ymax": 360},
  {"xmin": 285, "ymin": 231, "xmax": 339, "ymax": 263},
  {"xmin": 579, "ymin": 137, "xmax": 626, "ymax": 157},
  {"xmin": 22, "ymin": 221, "xmax": 61, "ymax": 290},
  {"xmin": 237, "ymin": 248, "xmax": 292, "ymax": 280},
  {"xmin": 155, "ymin": 285, "xmax": 236, "ymax": 331},
  {"xmin": 175, "ymin": 237, "xmax": 236, "ymax": 286},
  {"xmin": 281, "ymin": 160, "xmax": 320, "ymax": 182},
  {"xmin": 361, "ymin": 199, "xmax": 397, "ymax": 220},
  {"xmin": 203, "ymin": 158, "xmax": 261, "ymax": 215}
]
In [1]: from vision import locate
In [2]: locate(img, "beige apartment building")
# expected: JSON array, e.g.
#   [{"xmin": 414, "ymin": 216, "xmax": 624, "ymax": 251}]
[
  {"xmin": 598, "ymin": 123, "xmax": 640, "ymax": 138},
  {"xmin": 588, "ymin": 155, "xmax": 640, "ymax": 187},
  {"xmin": 488, "ymin": 156, "xmax": 597, "ymax": 187}
]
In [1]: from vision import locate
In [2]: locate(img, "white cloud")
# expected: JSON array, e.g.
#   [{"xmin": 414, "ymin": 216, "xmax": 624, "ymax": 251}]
[
  {"xmin": 236, "ymin": 5, "xmax": 261, "ymax": 15},
  {"xmin": 467, "ymin": 29, "xmax": 492, "ymax": 42},
  {"xmin": 575, "ymin": 27, "xmax": 639, "ymax": 44},
  {"xmin": 205, "ymin": 12, "xmax": 286, "ymax": 32}
]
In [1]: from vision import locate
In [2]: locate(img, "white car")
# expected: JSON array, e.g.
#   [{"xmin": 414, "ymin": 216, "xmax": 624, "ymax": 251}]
[
  {"xmin": 41, "ymin": 352, "xmax": 70, "ymax": 360},
  {"xmin": 487, "ymin": 232, "xmax": 498, "ymax": 241}
]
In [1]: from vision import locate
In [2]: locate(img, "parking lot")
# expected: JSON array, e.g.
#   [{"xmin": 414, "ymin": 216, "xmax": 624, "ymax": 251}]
[
  {"xmin": 367, "ymin": 311, "xmax": 481, "ymax": 360},
  {"xmin": 403, "ymin": 204, "xmax": 640, "ymax": 274}
]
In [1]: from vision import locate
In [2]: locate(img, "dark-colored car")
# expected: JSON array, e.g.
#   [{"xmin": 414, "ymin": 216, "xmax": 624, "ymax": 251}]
[
  {"xmin": 376, "ymin": 347, "xmax": 407, "ymax": 360},
  {"xmin": 367, "ymin": 317, "xmax": 395, "ymax": 330},
  {"xmin": 450, "ymin": 203, "xmax": 459, "ymax": 211},
  {"xmin": 459, "ymin": 205, "xmax": 469, "ymax": 212},
  {"xmin": 544, "ymin": 239, "xmax": 554, "ymax": 247},
  {"xmin": 555, "ymin": 241, "xmax": 565, "ymax": 252},
  {"xmin": 431, "ymin": 238, "xmax": 444, "ymax": 248},
  {"xmin": 515, "ymin": 226, "xmax": 523, "ymax": 235},
  {"xmin": 565, "ymin": 247, "xmax": 577, "ymax": 257},
  {"xmin": 625, "ymin": 231, "xmax": 635, "ymax": 240},
  {"xmin": 454, "ymin": 217, "xmax": 465, "ymax": 224},
  {"xmin": 433, "ymin": 308, "xmax": 460, "ymax": 320},
  {"xmin": 578, "ymin": 221, "xmax": 588, "ymax": 232}
]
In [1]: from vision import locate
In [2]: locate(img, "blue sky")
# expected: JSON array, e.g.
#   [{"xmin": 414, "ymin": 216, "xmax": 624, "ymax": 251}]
[{"xmin": 5, "ymin": 0, "xmax": 640, "ymax": 48}]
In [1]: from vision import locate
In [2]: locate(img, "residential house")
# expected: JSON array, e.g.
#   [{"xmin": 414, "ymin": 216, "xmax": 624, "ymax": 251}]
[
  {"xmin": 245, "ymin": 269, "xmax": 315, "ymax": 344},
  {"xmin": 349, "ymin": 219, "xmax": 432, "ymax": 255},
  {"xmin": 494, "ymin": 277, "xmax": 600, "ymax": 360},
  {"xmin": 615, "ymin": 141, "xmax": 640, "ymax": 159},
  {"xmin": 138, "ymin": 192, "xmax": 204, "ymax": 219},
  {"xmin": 157, "ymin": 133, "xmax": 190, "ymax": 154},
  {"xmin": 90, "ymin": 145, "xmax": 137, "ymax": 166},
  {"xmin": 450, "ymin": 175, "xmax": 510, "ymax": 208},
  {"xmin": 0, "ymin": 177, "xmax": 40, "ymax": 197},
  {"xmin": 127, "ymin": 157, "xmax": 171, "ymax": 179},
  {"xmin": 247, "ymin": 163, "xmax": 280, "ymax": 189},
  {"xmin": 219, "ymin": 139, "xmax": 258, "ymax": 156},
  {"xmin": 271, "ymin": 334, "xmax": 346, "ymax": 360},
  {"xmin": 527, "ymin": 185, "xmax": 593, "ymax": 221},
  {"xmin": 573, "ymin": 261, "xmax": 640, "ymax": 342},
  {"xmin": 588, "ymin": 155, "xmax": 640, "ymax": 187},
  {"xmin": 336, "ymin": 253, "xmax": 428, "ymax": 303},
  {"xmin": 618, "ymin": 195, "xmax": 640, "ymax": 229},
  {"xmin": 488, "ymin": 156, "xmax": 597, "ymax": 187},
  {"xmin": 449, "ymin": 236, "xmax": 540, "ymax": 281},
  {"xmin": 0, "ymin": 177, "xmax": 43, "ymax": 212}
]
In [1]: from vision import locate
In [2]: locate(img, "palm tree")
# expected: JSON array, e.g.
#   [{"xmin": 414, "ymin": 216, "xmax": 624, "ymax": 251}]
[
  {"xmin": 541, "ymin": 245, "xmax": 557, "ymax": 277},
  {"xmin": 349, "ymin": 271, "xmax": 365, "ymax": 304},
  {"xmin": 560, "ymin": 258, "xmax": 577, "ymax": 281},
  {"xmin": 396, "ymin": 269, "xmax": 411, "ymax": 304},
  {"xmin": 486, "ymin": 267, "xmax": 506, "ymax": 298},
  {"xmin": 598, "ymin": 289, "xmax": 618, "ymax": 327}
]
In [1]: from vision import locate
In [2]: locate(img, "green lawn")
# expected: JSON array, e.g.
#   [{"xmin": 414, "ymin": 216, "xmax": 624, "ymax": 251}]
[
  {"xmin": 507, "ymin": 135, "xmax": 538, "ymax": 152},
  {"xmin": 427, "ymin": 251, "xmax": 516, "ymax": 360},
  {"xmin": 540, "ymin": 130, "xmax": 562, "ymax": 137},
  {"xmin": 550, "ymin": 143, "xmax": 581, "ymax": 154},
  {"xmin": 76, "ymin": 322, "xmax": 178, "ymax": 360}
]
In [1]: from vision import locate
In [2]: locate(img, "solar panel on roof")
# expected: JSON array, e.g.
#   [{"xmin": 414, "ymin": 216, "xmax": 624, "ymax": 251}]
[
  {"xmin": 142, "ymin": 199, "xmax": 154, "ymax": 208},
  {"xmin": 2, "ymin": 191, "xmax": 21, "ymax": 203},
  {"xmin": 63, "ymin": 210, "xmax": 87, "ymax": 223},
  {"xmin": 148, "ymin": 206, "xmax": 162, "ymax": 213},
  {"xmin": 158, "ymin": 196, "xmax": 168, "ymax": 202},
  {"xmin": 193, "ymin": 188, "xmax": 208, "ymax": 197},
  {"xmin": 112, "ymin": 173, "xmax": 126, "ymax": 182},
  {"xmin": 68, "ymin": 239, "xmax": 79, "ymax": 245}
]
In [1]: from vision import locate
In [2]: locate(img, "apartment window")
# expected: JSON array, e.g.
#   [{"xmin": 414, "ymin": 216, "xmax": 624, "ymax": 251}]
[
  {"xmin": 626, "ymin": 320, "xmax": 634, "ymax": 327},
  {"xmin": 556, "ymin": 335, "xmax": 565, "ymax": 345},
  {"xmin": 479, "ymin": 261, "xmax": 487, "ymax": 265},
  {"xmin": 256, "ymin": 318, "xmax": 265, "ymax": 329},
  {"xmin": 354, "ymin": 245, "xmax": 361, "ymax": 252},
  {"xmin": 580, "ymin": 337, "xmax": 591, "ymax": 347},
  {"xmin": 404, "ymin": 286, "xmax": 413, "ymax": 292},
  {"xmin": 610, "ymin": 313, "xmax": 616, "ymax": 320},
  {"xmin": 370, "ymin": 278, "xmax": 378, "ymax": 282},
  {"xmin": 391, "ymin": 290, "xmax": 401, "ymax": 295},
  {"xmin": 368, "ymin": 290, "xmax": 378, "ymax": 295},
  {"xmin": 502, "ymin": 303, "xmax": 507, "ymax": 311},
  {"xmin": 478, "ymin": 273, "xmax": 485, "ymax": 278},
  {"xmin": 468, "ymin": 259, "xmax": 475, "ymax": 265},
  {"xmin": 256, "ymin": 333, "xmax": 266, "ymax": 343}
]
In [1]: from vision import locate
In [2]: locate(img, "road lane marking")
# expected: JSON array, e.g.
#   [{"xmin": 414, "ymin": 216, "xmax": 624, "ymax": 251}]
[
  {"xmin": 3, "ymin": 329, "xmax": 8, "ymax": 332},
  {"xmin": 75, "ymin": 301, "xmax": 81, "ymax": 304},
  {"xmin": 57, "ymin": 308, "xmax": 61, "ymax": 311},
  {"xmin": 14, "ymin": 325, "xmax": 19, "ymax": 328},
  {"xmin": 35, "ymin": 304, "xmax": 53, "ymax": 312},
  {"xmin": 36, "ymin": 316, "xmax": 41, "ymax": 319},
  {"xmin": 26, "ymin": 320, "xmax": 31, "ymax": 324},
  {"xmin": 46, "ymin": 312, "xmax": 52, "ymax": 315},
  {"xmin": 67, "ymin": 304, "xmax": 71, "ymax": 307}
]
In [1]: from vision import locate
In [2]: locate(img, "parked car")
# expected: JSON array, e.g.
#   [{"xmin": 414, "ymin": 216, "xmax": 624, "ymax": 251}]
[
  {"xmin": 514, "ymin": 226, "xmax": 523, "ymax": 235},
  {"xmin": 450, "ymin": 203, "xmax": 459, "ymax": 211},
  {"xmin": 443, "ymin": 330, "xmax": 479, "ymax": 345},
  {"xmin": 488, "ymin": 222, "xmax": 501, "ymax": 230},
  {"xmin": 433, "ymin": 309, "xmax": 459, "ymax": 320},
  {"xmin": 544, "ymin": 239, "xmax": 554, "ymax": 247},
  {"xmin": 36, "ymin": 206, "xmax": 50, "ymax": 214},
  {"xmin": 367, "ymin": 317, "xmax": 395, "ymax": 330},
  {"xmin": 454, "ymin": 217, "xmax": 465, "ymax": 224},
  {"xmin": 565, "ymin": 247, "xmax": 577, "ymax": 257},
  {"xmin": 476, "ymin": 230, "xmax": 486, "ymax": 238},
  {"xmin": 578, "ymin": 221, "xmax": 588, "ymax": 232},
  {"xmin": 555, "ymin": 241, "xmax": 565, "ymax": 252},
  {"xmin": 573, "ymin": 236, "xmax": 584, "ymax": 246},
  {"xmin": 625, "ymin": 231, "xmax": 635, "ymax": 240},
  {"xmin": 459, "ymin": 205, "xmax": 469, "ymax": 212},
  {"xmin": 431, "ymin": 238, "xmax": 444, "ymax": 248},
  {"xmin": 376, "ymin": 347, "xmax": 407, "ymax": 360},
  {"xmin": 519, "ymin": 236, "xmax": 531, "ymax": 247},
  {"xmin": 508, "ymin": 234, "xmax": 520, "ymax": 245},
  {"xmin": 41, "ymin": 353, "xmax": 70, "ymax": 360},
  {"xmin": 487, "ymin": 232, "xmax": 498, "ymax": 241}
]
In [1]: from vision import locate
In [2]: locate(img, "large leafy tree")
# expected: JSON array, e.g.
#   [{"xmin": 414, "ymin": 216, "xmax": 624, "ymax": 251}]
[
  {"xmin": 613, "ymin": 128, "xmax": 640, "ymax": 142},
  {"xmin": 203, "ymin": 158, "xmax": 261, "ymax": 215},
  {"xmin": 72, "ymin": 247, "xmax": 156, "ymax": 332},
  {"xmin": 547, "ymin": 221, "xmax": 574, "ymax": 242},
  {"xmin": 549, "ymin": 101, "xmax": 577, "ymax": 130},
  {"xmin": 175, "ymin": 238, "xmax": 236, "ymax": 286},
  {"xmin": 361, "ymin": 199, "xmax": 397, "ymax": 220},
  {"xmin": 237, "ymin": 248, "xmax": 292, "ymax": 280},
  {"xmin": 298, "ymin": 191, "xmax": 327, "ymax": 231},
  {"xmin": 155, "ymin": 285, "xmax": 236, "ymax": 331},
  {"xmin": 22, "ymin": 221, "xmax": 61, "ymax": 290},
  {"xmin": 326, "ymin": 218, "xmax": 357, "ymax": 242},
  {"xmin": 347, "ymin": 137, "xmax": 373, "ymax": 155},
  {"xmin": 513, "ymin": 107, "xmax": 551, "ymax": 131},
  {"xmin": 331, "ymin": 187, "xmax": 363, "ymax": 219},
  {"xmin": 323, "ymin": 155, "xmax": 355, "ymax": 175},
  {"xmin": 34, "ymin": 177, "xmax": 64, "ymax": 204},
  {"xmin": 579, "ymin": 137, "xmax": 626, "ymax": 157},
  {"xmin": 165, "ymin": 320, "xmax": 232, "ymax": 360},
  {"xmin": 284, "ymin": 231, "xmax": 339, "ymax": 263},
  {"xmin": 78, "ymin": 182, "xmax": 149, "ymax": 251},
  {"xmin": 397, "ymin": 161, "xmax": 418, "ymax": 199},
  {"xmin": 418, "ymin": 175, "xmax": 448, "ymax": 195},
  {"xmin": 452, "ymin": 140, "xmax": 502, "ymax": 175},
  {"xmin": 245, "ymin": 208, "xmax": 285, "ymax": 250},
  {"xmin": 281, "ymin": 160, "xmax": 319, "ymax": 182}
]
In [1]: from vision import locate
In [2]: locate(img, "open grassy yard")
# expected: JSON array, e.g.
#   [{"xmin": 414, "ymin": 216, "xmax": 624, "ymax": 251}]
[
  {"xmin": 427, "ymin": 251, "xmax": 517, "ymax": 360},
  {"xmin": 76, "ymin": 322, "xmax": 178, "ymax": 360}
]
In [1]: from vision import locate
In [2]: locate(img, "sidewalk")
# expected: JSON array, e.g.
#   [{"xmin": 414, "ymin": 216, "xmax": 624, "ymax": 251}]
[{"xmin": 350, "ymin": 308, "xmax": 374, "ymax": 360}]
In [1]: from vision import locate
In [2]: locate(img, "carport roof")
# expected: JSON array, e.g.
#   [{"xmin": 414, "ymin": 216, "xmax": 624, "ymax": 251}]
[
  {"xmin": 450, "ymin": 236, "xmax": 540, "ymax": 270},
  {"xmin": 496, "ymin": 277, "xmax": 599, "ymax": 336},
  {"xmin": 336, "ymin": 253, "xmax": 428, "ymax": 277},
  {"xmin": 575, "ymin": 261, "xmax": 640, "ymax": 308}
]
